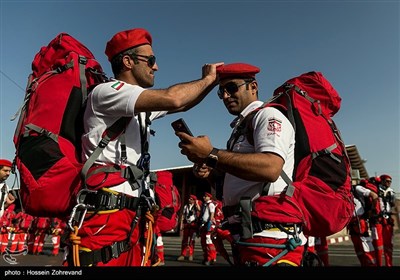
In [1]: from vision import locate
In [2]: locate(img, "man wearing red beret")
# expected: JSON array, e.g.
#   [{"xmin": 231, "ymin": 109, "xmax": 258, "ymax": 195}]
[
  {"xmin": 0, "ymin": 159, "xmax": 13, "ymax": 217},
  {"xmin": 177, "ymin": 63, "xmax": 307, "ymax": 266},
  {"xmin": 198, "ymin": 192, "xmax": 217, "ymax": 265},
  {"xmin": 369, "ymin": 174, "xmax": 395, "ymax": 266},
  {"xmin": 0, "ymin": 159, "xmax": 16, "ymax": 254},
  {"xmin": 177, "ymin": 194, "xmax": 201, "ymax": 262},
  {"xmin": 64, "ymin": 28, "xmax": 222, "ymax": 267}
]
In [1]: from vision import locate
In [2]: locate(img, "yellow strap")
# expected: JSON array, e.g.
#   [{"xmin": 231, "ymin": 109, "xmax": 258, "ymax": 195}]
[
  {"xmin": 276, "ymin": 259, "xmax": 298, "ymax": 266},
  {"xmin": 100, "ymin": 187, "xmax": 119, "ymax": 195},
  {"xmin": 263, "ymin": 227, "xmax": 294, "ymax": 232}
]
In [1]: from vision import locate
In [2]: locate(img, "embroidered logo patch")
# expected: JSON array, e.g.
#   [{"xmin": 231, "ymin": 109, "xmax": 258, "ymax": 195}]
[
  {"xmin": 267, "ymin": 117, "xmax": 282, "ymax": 133},
  {"xmin": 111, "ymin": 81, "xmax": 124, "ymax": 90}
]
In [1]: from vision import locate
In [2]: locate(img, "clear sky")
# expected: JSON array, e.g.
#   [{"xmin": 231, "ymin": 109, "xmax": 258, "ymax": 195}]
[{"xmin": 0, "ymin": 0, "xmax": 399, "ymax": 192}]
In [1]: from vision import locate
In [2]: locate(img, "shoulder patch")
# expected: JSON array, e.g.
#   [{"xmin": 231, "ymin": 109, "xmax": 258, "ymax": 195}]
[
  {"xmin": 267, "ymin": 117, "xmax": 282, "ymax": 133},
  {"xmin": 111, "ymin": 81, "xmax": 124, "ymax": 90}
]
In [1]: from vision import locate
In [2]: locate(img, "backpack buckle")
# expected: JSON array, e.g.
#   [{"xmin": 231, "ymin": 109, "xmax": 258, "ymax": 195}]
[
  {"xmin": 76, "ymin": 188, "xmax": 98, "ymax": 206},
  {"xmin": 101, "ymin": 243, "xmax": 119, "ymax": 263}
]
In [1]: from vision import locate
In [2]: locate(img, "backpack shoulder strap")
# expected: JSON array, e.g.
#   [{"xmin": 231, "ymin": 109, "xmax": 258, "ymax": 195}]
[
  {"xmin": 81, "ymin": 117, "xmax": 132, "ymax": 186},
  {"xmin": 136, "ymin": 112, "xmax": 153, "ymax": 174}
]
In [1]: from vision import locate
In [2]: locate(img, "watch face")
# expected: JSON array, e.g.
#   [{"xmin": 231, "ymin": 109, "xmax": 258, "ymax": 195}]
[
  {"xmin": 206, "ymin": 155, "xmax": 218, "ymax": 168},
  {"xmin": 209, "ymin": 154, "xmax": 218, "ymax": 160},
  {"xmin": 206, "ymin": 148, "xmax": 219, "ymax": 168}
]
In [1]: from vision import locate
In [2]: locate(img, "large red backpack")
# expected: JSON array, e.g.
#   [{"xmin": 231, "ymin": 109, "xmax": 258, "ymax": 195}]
[
  {"xmin": 238, "ymin": 71, "xmax": 354, "ymax": 237},
  {"xmin": 12, "ymin": 33, "xmax": 122, "ymax": 218},
  {"xmin": 153, "ymin": 170, "xmax": 181, "ymax": 233}
]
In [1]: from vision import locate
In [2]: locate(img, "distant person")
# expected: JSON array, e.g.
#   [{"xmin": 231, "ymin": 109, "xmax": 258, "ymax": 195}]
[
  {"xmin": 198, "ymin": 192, "xmax": 217, "ymax": 265},
  {"xmin": 49, "ymin": 217, "xmax": 65, "ymax": 256},
  {"xmin": 30, "ymin": 216, "xmax": 51, "ymax": 255},
  {"xmin": 63, "ymin": 27, "xmax": 222, "ymax": 266},
  {"xmin": 348, "ymin": 179, "xmax": 378, "ymax": 266},
  {"xmin": 0, "ymin": 159, "xmax": 13, "ymax": 217},
  {"xmin": 177, "ymin": 194, "xmax": 201, "ymax": 261},
  {"xmin": 375, "ymin": 174, "xmax": 395, "ymax": 266},
  {"xmin": 0, "ymin": 191, "xmax": 16, "ymax": 254}
]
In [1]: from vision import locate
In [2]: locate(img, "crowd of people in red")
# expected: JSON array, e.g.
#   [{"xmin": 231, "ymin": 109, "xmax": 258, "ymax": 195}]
[{"xmin": 0, "ymin": 159, "xmax": 67, "ymax": 257}]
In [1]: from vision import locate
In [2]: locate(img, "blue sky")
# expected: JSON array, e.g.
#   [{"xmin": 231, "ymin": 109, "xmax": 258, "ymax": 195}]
[{"xmin": 0, "ymin": 0, "xmax": 399, "ymax": 192}]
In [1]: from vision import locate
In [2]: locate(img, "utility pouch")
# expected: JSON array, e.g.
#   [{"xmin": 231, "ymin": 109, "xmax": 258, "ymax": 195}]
[{"xmin": 239, "ymin": 197, "xmax": 253, "ymax": 239}]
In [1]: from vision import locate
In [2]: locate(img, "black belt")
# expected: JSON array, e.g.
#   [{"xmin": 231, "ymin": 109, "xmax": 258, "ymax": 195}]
[
  {"xmin": 80, "ymin": 189, "xmax": 140, "ymax": 211},
  {"xmin": 78, "ymin": 240, "xmax": 130, "ymax": 266}
]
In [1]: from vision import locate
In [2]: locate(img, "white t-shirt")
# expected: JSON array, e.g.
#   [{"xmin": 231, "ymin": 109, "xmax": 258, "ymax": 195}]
[
  {"xmin": 353, "ymin": 184, "xmax": 371, "ymax": 216},
  {"xmin": 81, "ymin": 79, "xmax": 167, "ymax": 196},
  {"xmin": 201, "ymin": 201, "xmax": 215, "ymax": 224},
  {"xmin": 223, "ymin": 101, "xmax": 305, "ymax": 242},
  {"xmin": 223, "ymin": 101, "xmax": 295, "ymax": 206}
]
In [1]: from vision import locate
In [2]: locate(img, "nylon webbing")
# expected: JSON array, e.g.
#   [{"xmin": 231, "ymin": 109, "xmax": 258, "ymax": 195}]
[
  {"xmin": 81, "ymin": 117, "xmax": 131, "ymax": 186},
  {"xmin": 78, "ymin": 56, "xmax": 88, "ymax": 106},
  {"xmin": 280, "ymin": 170, "xmax": 295, "ymax": 197},
  {"xmin": 24, "ymin": 123, "xmax": 58, "ymax": 143}
]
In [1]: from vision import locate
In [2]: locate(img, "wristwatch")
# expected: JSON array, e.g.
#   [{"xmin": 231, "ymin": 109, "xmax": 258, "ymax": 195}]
[{"xmin": 205, "ymin": 148, "xmax": 219, "ymax": 168}]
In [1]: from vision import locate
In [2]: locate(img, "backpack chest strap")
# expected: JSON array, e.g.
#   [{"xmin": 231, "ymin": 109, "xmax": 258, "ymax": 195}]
[{"xmin": 78, "ymin": 188, "xmax": 140, "ymax": 212}]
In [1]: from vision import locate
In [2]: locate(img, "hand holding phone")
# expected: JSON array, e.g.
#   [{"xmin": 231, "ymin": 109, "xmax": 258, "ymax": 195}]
[{"xmin": 171, "ymin": 118, "xmax": 194, "ymax": 137}]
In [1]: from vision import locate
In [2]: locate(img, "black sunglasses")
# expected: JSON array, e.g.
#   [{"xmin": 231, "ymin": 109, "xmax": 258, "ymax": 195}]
[
  {"xmin": 217, "ymin": 80, "xmax": 252, "ymax": 99},
  {"xmin": 130, "ymin": 54, "xmax": 156, "ymax": 68}
]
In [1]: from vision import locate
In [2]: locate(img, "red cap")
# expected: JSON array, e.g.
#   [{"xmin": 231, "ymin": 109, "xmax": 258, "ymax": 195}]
[
  {"xmin": 204, "ymin": 192, "xmax": 212, "ymax": 199},
  {"xmin": 359, "ymin": 179, "xmax": 368, "ymax": 186},
  {"xmin": 189, "ymin": 194, "xmax": 197, "ymax": 200},
  {"xmin": 105, "ymin": 28, "xmax": 152, "ymax": 61},
  {"xmin": 0, "ymin": 159, "xmax": 12, "ymax": 167},
  {"xmin": 217, "ymin": 63, "xmax": 260, "ymax": 80},
  {"xmin": 380, "ymin": 174, "xmax": 392, "ymax": 181}
]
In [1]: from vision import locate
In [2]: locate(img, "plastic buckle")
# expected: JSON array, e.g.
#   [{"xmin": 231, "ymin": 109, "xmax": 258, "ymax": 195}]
[
  {"xmin": 78, "ymin": 56, "xmax": 87, "ymax": 65},
  {"xmin": 101, "ymin": 243, "xmax": 120, "ymax": 263}
]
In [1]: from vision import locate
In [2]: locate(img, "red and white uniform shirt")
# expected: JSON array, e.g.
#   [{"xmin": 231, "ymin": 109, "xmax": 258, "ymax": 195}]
[
  {"xmin": 81, "ymin": 79, "xmax": 167, "ymax": 197},
  {"xmin": 223, "ymin": 101, "xmax": 306, "ymax": 242},
  {"xmin": 223, "ymin": 101, "xmax": 295, "ymax": 207}
]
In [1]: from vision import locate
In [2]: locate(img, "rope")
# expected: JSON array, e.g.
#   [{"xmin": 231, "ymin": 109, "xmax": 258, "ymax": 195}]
[
  {"xmin": 69, "ymin": 226, "xmax": 81, "ymax": 266},
  {"xmin": 142, "ymin": 211, "xmax": 155, "ymax": 266}
]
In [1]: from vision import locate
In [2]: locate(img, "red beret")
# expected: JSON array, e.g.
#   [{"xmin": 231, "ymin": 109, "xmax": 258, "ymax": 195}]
[
  {"xmin": 217, "ymin": 63, "xmax": 260, "ymax": 80},
  {"xmin": 380, "ymin": 174, "xmax": 392, "ymax": 181},
  {"xmin": 105, "ymin": 28, "xmax": 152, "ymax": 62},
  {"xmin": 359, "ymin": 179, "xmax": 368, "ymax": 186},
  {"xmin": 204, "ymin": 192, "xmax": 212, "ymax": 199},
  {"xmin": 190, "ymin": 194, "xmax": 197, "ymax": 200},
  {"xmin": 0, "ymin": 159, "xmax": 12, "ymax": 167}
]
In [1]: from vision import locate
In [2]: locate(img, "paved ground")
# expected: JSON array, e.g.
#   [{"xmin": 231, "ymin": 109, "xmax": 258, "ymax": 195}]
[{"xmin": 0, "ymin": 231, "xmax": 399, "ymax": 278}]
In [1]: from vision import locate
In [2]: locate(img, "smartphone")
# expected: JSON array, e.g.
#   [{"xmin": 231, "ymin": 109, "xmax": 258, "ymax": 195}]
[{"xmin": 171, "ymin": 118, "xmax": 193, "ymax": 136}]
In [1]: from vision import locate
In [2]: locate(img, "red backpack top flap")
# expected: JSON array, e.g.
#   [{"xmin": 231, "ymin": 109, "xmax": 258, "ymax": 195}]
[
  {"xmin": 273, "ymin": 71, "xmax": 341, "ymax": 117},
  {"xmin": 32, "ymin": 33, "xmax": 96, "ymax": 78}
]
